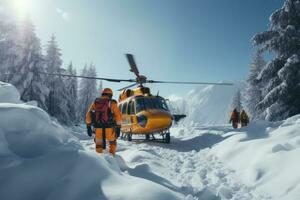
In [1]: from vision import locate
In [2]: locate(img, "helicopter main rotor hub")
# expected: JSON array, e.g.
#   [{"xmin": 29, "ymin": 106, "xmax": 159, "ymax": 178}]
[{"xmin": 137, "ymin": 75, "xmax": 147, "ymax": 84}]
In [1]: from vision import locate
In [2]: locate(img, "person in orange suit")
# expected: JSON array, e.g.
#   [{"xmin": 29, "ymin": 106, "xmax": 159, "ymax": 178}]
[
  {"xmin": 229, "ymin": 108, "xmax": 240, "ymax": 129},
  {"xmin": 86, "ymin": 88, "xmax": 122, "ymax": 155}
]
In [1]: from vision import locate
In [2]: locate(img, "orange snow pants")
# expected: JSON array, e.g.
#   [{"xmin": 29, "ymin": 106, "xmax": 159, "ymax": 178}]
[{"xmin": 94, "ymin": 128, "xmax": 117, "ymax": 155}]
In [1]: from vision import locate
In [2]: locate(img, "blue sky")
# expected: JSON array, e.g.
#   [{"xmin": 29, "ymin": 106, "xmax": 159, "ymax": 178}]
[{"xmin": 11, "ymin": 0, "xmax": 284, "ymax": 97}]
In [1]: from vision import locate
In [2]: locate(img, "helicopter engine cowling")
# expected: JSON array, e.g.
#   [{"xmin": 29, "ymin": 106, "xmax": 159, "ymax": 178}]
[{"xmin": 125, "ymin": 89, "xmax": 133, "ymax": 97}]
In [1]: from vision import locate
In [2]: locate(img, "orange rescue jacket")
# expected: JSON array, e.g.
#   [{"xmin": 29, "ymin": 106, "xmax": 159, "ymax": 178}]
[{"xmin": 86, "ymin": 97, "xmax": 122, "ymax": 126}]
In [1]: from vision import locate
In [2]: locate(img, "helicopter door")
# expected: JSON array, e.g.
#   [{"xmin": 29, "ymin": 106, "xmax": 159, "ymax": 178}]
[
  {"xmin": 121, "ymin": 102, "xmax": 127, "ymax": 115},
  {"xmin": 121, "ymin": 102, "xmax": 131, "ymax": 132},
  {"xmin": 128, "ymin": 101, "xmax": 136, "ymax": 120},
  {"xmin": 128, "ymin": 101, "xmax": 135, "ymax": 115},
  {"xmin": 128, "ymin": 100, "xmax": 136, "ymax": 123},
  {"xmin": 127, "ymin": 100, "xmax": 136, "ymax": 132},
  {"xmin": 121, "ymin": 102, "xmax": 127, "ymax": 123}
]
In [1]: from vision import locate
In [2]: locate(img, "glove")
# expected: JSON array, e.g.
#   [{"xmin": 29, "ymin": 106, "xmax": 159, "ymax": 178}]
[
  {"xmin": 115, "ymin": 126, "xmax": 121, "ymax": 138},
  {"xmin": 87, "ymin": 125, "xmax": 92, "ymax": 137}
]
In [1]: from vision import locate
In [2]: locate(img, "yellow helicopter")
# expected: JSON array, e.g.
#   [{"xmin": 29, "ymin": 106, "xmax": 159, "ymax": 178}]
[
  {"xmin": 114, "ymin": 54, "xmax": 232, "ymax": 143},
  {"xmin": 41, "ymin": 54, "xmax": 233, "ymax": 143}
]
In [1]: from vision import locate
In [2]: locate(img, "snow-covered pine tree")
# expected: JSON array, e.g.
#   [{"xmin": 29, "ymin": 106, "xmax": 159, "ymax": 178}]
[
  {"xmin": 65, "ymin": 62, "xmax": 79, "ymax": 124},
  {"xmin": 245, "ymin": 51, "xmax": 266, "ymax": 120},
  {"xmin": 78, "ymin": 64, "xmax": 88, "ymax": 121},
  {"xmin": 45, "ymin": 34, "xmax": 70, "ymax": 124},
  {"xmin": 252, "ymin": 0, "xmax": 300, "ymax": 121},
  {"xmin": 231, "ymin": 89, "xmax": 242, "ymax": 112},
  {"xmin": 87, "ymin": 63, "xmax": 98, "ymax": 101},
  {"xmin": 0, "ymin": 4, "xmax": 18, "ymax": 82},
  {"xmin": 8, "ymin": 17, "xmax": 49, "ymax": 110},
  {"xmin": 78, "ymin": 64, "xmax": 98, "ymax": 122}
]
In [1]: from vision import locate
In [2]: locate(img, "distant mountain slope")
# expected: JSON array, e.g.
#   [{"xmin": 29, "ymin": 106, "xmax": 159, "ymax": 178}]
[{"xmin": 169, "ymin": 82, "xmax": 244, "ymax": 126}]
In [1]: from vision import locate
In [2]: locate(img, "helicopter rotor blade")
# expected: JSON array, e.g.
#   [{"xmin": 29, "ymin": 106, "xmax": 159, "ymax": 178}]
[
  {"xmin": 125, "ymin": 54, "xmax": 140, "ymax": 78},
  {"xmin": 147, "ymin": 80, "xmax": 234, "ymax": 86},
  {"xmin": 117, "ymin": 83, "xmax": 139, "ymax": 91},
  {"xmin": 37, "ymin": 71, "xmax": 137, "ymax": 83},
  {"xmin": 37, "ymin": 72, "xmax": 233, "ymax": 86}
]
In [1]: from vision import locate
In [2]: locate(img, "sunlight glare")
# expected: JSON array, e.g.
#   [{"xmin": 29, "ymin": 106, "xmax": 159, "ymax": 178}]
[{"xmin": 13, "ymin": 0, "xmax": 33, "ymax": 17}]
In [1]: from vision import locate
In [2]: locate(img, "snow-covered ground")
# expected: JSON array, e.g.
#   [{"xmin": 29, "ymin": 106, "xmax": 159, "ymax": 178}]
[
  {"xmin": 1, "ymin": 81, "xmax": 299, "ymax": 200},
  {"xmin": 81, "ymin": 118, "xmax": 300, "ymax": 200}
]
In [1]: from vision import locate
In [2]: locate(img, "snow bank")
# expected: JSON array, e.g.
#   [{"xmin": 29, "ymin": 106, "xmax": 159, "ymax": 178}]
[
  {"xmin": 0, "ymin": 82, "xmax": 183, "ymax": 200},
  {"xmin": 0, "ymin": 81, "xmax": 21, "ymax": 103},
  {"xmin": 211, "ymin": 115, "xmax": 300, "ymax": 200}
]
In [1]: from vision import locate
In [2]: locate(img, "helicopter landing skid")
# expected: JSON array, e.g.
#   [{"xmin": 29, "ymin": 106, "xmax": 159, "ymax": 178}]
[{"xmin": 120, "ymin": 130, "xmax": 171, "ymax": 144}]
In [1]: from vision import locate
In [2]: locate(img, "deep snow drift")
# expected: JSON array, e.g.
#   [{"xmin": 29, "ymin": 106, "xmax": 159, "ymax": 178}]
[
  {"xmin": 0, "ymin": 82, "xmax": 184, "ymax": 200},
  {"xmin": 212, "ymin": 117, "xmax": 300, "ymax": 200},
  {"xmin": 169, "ymin": 82, "xmax": 243, "ymax": 126}
]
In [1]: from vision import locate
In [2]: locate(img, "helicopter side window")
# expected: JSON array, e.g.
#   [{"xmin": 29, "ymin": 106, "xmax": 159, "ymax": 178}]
[
  {"xmin": 159, "ymin": 98, "xmax": 169, "ymax": 111},
  {"xmin": 143, "ymin": 98, "xmax": 155, "ymax": 109},
  {"xmin": 127, "ymin": 101, "xmax": 136, "ymax": 115},
  {"xmin": 135, "ymin": 98, "xmax": 145, "ymax": 113},
  {"xmin": 136, "ymin": 97, "xmax": 169, "ymax": 111},
  {"xmin": 127, "ymin": 101, "xmax": 132, "ymax": 115},
  {"xmin": 131, "ymin": 101, "xmax": 136, "ymax": 114},
  {"xmin": 122, "ymin": 102, "xmax": 128, "ymax": 115}
]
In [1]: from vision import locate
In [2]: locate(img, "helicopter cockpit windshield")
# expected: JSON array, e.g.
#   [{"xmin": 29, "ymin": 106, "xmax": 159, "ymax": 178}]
[{"xmin": 136, "ymin": 97, "xmax": 169, "ymax": 112}]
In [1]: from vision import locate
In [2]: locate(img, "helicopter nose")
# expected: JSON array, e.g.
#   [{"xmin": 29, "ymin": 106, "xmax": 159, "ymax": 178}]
[{"xmin": 143, "ymin": 110, "xmax": 172, "ymax": 130}]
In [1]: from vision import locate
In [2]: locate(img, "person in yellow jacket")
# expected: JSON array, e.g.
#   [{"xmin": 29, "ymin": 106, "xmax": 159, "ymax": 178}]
[
  {"xmin": 229, "ymin": 108, "xmax": 240, "ymax": 129},
  {"xmin": 86, "ymin": 88, "xmax": 122, "ymax": 155},
  {"xmin": 240, "ymin": 109, "xmax": 249, "ymax": 127}
]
